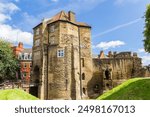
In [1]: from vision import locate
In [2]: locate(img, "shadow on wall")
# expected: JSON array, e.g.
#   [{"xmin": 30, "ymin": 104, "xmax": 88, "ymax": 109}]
[
  {"xmin": 87, "ymin": 72, "xmax": 103, "ymax": 99},
  {"xmin": 29, "ymin": 65, "xmax": 40, "ymax": 98}
]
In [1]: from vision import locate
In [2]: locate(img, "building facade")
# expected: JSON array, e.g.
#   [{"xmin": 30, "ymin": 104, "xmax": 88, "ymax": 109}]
[
  {"xmin": 31, "ymin": 11, "xmax": 93, "ymax": 100},
  {"xmin": 31, "ymin": 11, "xmax": 150, "ymax": 100},
  {"xmin": 12, "ymin": 42, "xmax": 32, "ymax": 83}
]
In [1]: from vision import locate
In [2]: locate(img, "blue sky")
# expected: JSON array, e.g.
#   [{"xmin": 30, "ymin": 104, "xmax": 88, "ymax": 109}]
[{"xmin": 0, "ymin": 0, "xmax": 150, "ymax": 65}]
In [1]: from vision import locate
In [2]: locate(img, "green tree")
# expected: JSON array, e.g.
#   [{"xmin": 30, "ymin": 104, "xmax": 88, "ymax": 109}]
[
  {"xmin": 0, "ymin": 39, "xmax": 19, "ymax": 82},
  {"xmin": 144, "ymin": 4, "xmax": 150, "ymax": 53}
]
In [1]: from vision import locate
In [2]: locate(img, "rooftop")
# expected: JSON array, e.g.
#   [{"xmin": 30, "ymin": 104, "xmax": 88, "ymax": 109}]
[
  {"xmin": 33, "ymin": 10, "xmax": 91, "ymax": 29},
  {"xmin": 22, "ymin": 48, "xmax": 32, "ymax": 53}
]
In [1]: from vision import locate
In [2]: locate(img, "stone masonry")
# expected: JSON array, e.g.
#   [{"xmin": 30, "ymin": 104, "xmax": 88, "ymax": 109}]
[
  {"xmin": 31, "ymin": 11, "xmax": 92, "ymax": 100},
  {"xmin": 31, "ymin": 11, "xmax": 150, "ymax": 100}
]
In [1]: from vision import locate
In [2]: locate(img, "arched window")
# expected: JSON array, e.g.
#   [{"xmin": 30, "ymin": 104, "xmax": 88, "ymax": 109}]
[
  {"xmin": 24, "ymin": 53, "xmax": 28, "ymax": 60},
  {"xmin": 105, "ymin": 69, "xmax": 110, "ymax": 80},
  {"xmin": 83, "ymin": 88, "xmax": 86, "ymax": 95},
  {"xmin": 28, "ymin": 54, "xmax": 30, "ymax": 60},
  {"xmin": 106, "ymin": 83, "xmax": 109, "ymax": 87},
  {"xmin": 82, "ymin": 73, "xmax": 85, "ymax": 80},
  {"xmin": 22, "ymin": 53, "xmax": 24, "ymax": 60},
  {"xmin": 93, "ymin": 84, "xmax": 100, "ymax": 93}
]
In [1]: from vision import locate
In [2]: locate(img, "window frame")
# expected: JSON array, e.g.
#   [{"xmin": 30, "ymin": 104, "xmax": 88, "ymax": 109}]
[{"xmin": 57, "ymin": 49, "xmax": 65, "ymax": 57}]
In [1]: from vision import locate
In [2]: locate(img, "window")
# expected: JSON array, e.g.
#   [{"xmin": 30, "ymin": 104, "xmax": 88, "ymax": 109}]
[
  {"xmin": 22, "ymin": 54, "xmax": 24, "ymax": 60},
  {"xmin": 28, "ymin": 53, "xmax": 32, "ymax": 60},
  {"xmin": 24, "ymin": 53, "xmax": 28, "ymax": 60},
  {"xmin": 22, "ymin": 72, "xmax": 26, "ymax": 78},
  {"xmin": 93, "ymin": 84, "xmax": 100, "ymax": 93},
  {"xmin": 50, "ymin": 25, "xmax": 55, "ymax": 32},
  {"xmin": 81, "ymin": 58, "xmax": 84, "ymax": 67},
  {"xmin": 28, "ymin": 54, "xmax": 30, "ymax": 59},
  {"xmin": 82, "ymin": 73, "xmax": 85, "ymax": 80},
  {"xmin": 105, "ymin": 69, "xmax": 111, "ymax": 80},
  {"xmin": 24, "ymin": 63, "xmax": 27, "ymax": 68},
  {"xmin": 30, "ymin": 63, "xmax": 32, "ymax": 68},
  {"xmin": 57, "ymin": 49, "xmax": 64, "ymax": 57},
  {"xmin": 24, "ymin": 73, "xmax": 26, "ymax": 77},
  {"xmin": 83, "ymin": 88, "xmax": 86, "ymax": 95}
]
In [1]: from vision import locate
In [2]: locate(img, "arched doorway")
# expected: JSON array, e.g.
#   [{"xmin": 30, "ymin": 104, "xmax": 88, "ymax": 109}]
[{"xmin": 29, "ymin": 66, "xmax": 40, "ymax": 97}]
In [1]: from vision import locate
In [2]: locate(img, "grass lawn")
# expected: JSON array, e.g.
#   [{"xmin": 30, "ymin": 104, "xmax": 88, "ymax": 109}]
[
  {"xmin": 0, "ymin": 89, "xmax": 38, "ymax": 100},
  {"xmin": 97, "ymin": 78, "xmax": 150, "ymax": 100}
]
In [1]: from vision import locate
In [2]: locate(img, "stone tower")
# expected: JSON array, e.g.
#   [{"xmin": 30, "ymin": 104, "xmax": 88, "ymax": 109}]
[{"xmin": 31, "ymin": 11, "xmax": 93, "ymax": 100}]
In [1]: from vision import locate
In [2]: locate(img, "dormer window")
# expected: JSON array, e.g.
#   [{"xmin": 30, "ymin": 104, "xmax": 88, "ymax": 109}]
[
  {"xmin": 28, "ymin": 54, "xmax": 30, "ymax": 59},
  {"xmin": 22, "ymin": 54, "xmax": 24, "ymax": 60},
  {"xmin": 24, "ymin": 53, "xmax": 28, "ymax": 60},
  {"xmin": 29, "ymin": 53, "xmax": 32, "ymax": 60}
]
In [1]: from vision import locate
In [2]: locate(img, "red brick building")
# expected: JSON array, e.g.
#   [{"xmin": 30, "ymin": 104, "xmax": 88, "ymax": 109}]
[{"xmin": 12, "ymin": 42, "xmax": 32, "ymax": 83}]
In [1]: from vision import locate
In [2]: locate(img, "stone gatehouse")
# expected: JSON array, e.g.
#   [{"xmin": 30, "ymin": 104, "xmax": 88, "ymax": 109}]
[{"xmin": 30, "ymin": 11, "xmax": 150, "ymax": 100}]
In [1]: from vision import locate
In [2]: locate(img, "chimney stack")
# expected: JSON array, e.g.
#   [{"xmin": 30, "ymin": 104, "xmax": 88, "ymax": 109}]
[
  {"xmin": 68, "ymin": 11, "xmax": 76, "ymax": 22},
  {"xmin": 99, "ymin": 51, "xmax": 105, "ymax": 59},
  {"xmin": 18, "ymin": 42, "xmax": 23, "ymax": 49},
  {"xmin": 108, "ymin": 51, "xmax": 112, "ymax": 57}
]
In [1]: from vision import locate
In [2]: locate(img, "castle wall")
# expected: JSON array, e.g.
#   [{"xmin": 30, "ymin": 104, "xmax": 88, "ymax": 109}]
[
  {"xmin": 91, "ymin": 53, "xmax": 142, "ymax": 98},
  {"xmin": 31, "ymin": 11, "xmax": 148, "ymax": 100}
]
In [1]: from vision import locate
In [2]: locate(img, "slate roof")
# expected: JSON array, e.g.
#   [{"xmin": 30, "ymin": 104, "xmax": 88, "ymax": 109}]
[{"xmin": 22, "ymin": 48, "xmax": 32, "ymax": 53}]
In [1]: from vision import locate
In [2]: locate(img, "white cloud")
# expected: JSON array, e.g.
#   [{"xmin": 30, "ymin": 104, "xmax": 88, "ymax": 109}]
[
  {"xmin": 0, "ymin": 13, "xmax": 11, "ymax": 23},
  {"xmin": 0, "ymin": 2, "xmax": 33, "ymax": 46},
  {"xmin": 93, "ymin": 18, "xmax": 141, "ymax": 38},
  {"xmin": 93, "ymin": 40, "xmax": 125, "ymax": 50},
  {"xmin": 0, "ymin": 2, "xmax": 20, "ymax": 14},
  {"xmin": 0, "ymin": 24, "xmax": 33, "ymax": 46},
  {"xmin": 141, "ymin": 55, "xmax": 150, "ymax": 65},
  {"xmin": 138, "ymin": 48, "xmax": 146, "ymax": 53},
  {"xmin": 0, "ymin": 2, "xmax": 19, "ymax": 23},
  {"xmin": 137, "ymin": 48, "xmax": 149, "ymax": 65}
]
